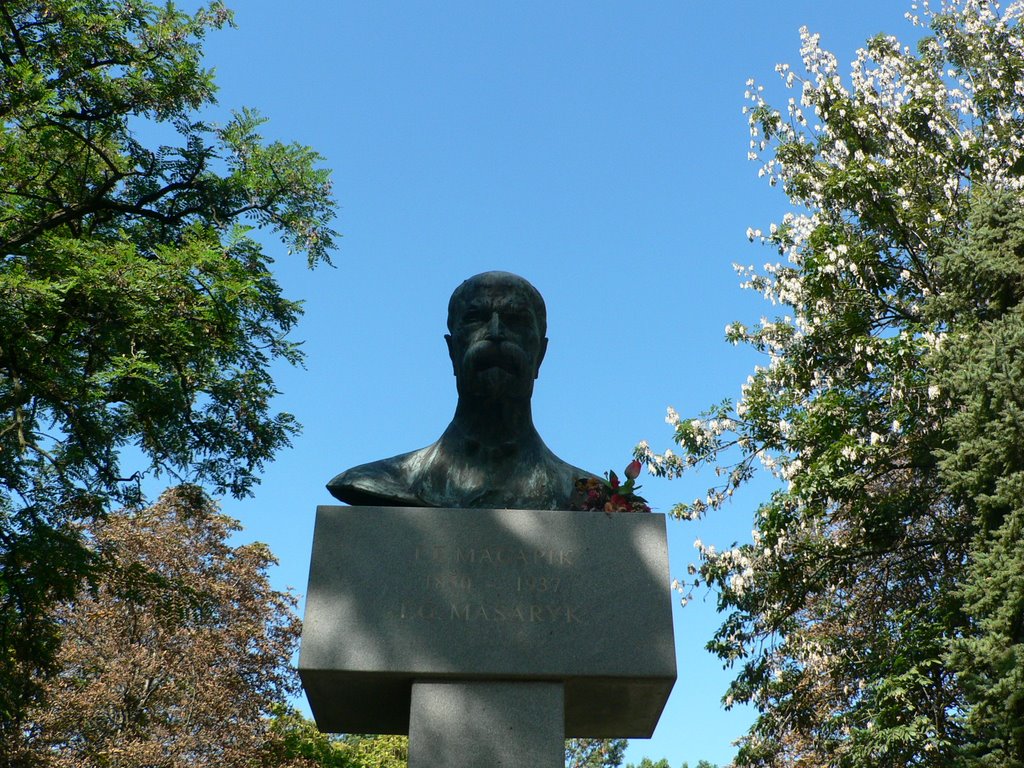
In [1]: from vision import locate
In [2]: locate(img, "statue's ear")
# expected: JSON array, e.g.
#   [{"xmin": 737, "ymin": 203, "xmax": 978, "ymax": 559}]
[
  {"xmin": 535, "ymin": 337, "xmax": 548, "ymax": 378},
  {"xmin": 445, "ymin": 334, "xmax": 456, "ymax": 374}
]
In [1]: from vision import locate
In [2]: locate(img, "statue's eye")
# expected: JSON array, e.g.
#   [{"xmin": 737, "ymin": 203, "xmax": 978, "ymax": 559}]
[{"xmin": 462, "ymin": 309, "xmax": 489, "ymax": 324}]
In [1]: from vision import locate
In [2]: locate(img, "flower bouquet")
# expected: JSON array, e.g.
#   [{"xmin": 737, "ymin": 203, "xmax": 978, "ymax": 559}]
[{"xmin": 570, "ymin": 459, "xmax": 651, "ymax": 513}]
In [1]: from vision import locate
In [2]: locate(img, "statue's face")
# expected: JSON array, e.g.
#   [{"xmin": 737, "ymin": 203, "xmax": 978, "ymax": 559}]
[{"xmin": 446, "ymin": 275, "xmax": 548, "ymax": 400}]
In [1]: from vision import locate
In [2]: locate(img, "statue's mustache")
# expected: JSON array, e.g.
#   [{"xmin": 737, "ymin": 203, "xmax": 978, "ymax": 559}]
[{"xmin": 464, "ymin": 341, "xmax": 530, "ymax": 375}]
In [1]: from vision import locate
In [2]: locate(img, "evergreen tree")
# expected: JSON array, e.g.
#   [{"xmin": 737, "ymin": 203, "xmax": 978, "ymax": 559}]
[{"xmin": 936, "ymin": 189, "xmax": 1024, "ymax": 768}]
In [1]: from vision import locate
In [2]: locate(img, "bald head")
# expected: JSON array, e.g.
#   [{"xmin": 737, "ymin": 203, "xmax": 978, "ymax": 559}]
[{"xmin": 447, "ymin": 271, "xmax": 547, "ymax": 338}]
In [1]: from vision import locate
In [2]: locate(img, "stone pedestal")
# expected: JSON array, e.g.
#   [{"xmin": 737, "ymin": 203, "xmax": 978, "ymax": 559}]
[
  {"xmin": 299, "ymin": 506, "xmax": 676, "ymax": 765},
  {"xmin": 409, "ymin": 681, "xmax": 564, "ymax": 768}
]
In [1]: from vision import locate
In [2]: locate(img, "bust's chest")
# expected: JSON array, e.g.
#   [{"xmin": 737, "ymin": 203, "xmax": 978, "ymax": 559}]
[{"xmin": 413, "ymin": 459, "xmax": 572, "ymax": 510}]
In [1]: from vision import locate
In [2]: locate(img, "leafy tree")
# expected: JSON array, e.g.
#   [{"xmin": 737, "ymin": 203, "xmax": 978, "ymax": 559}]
[
  {"xmin": 342, "ymin": 735, "xmax": 410, "ymax": 768},
  {"xmin": 267, "ymin": 711, "xmax": 418, "ymax": 768},
  {"xmin": 626, "ymin": 759, "xmax": 671, "ymax": 768},
  {"xmin": 0, "ymin": 0, "xmax": 336, "ymax": 733},
  {"xmin": 15, "ymin": 486, "xmax": 303, "ymax": 767},
  {"xmin": 639, "ymin": 1, "xmax": 1024, "ymax": 766},
  {"xmin": 265, "ymin": 731, "xmax": 613, "ymax": 768},
  {"xmin": 625, "ymin": 759, "xmax": 717, "ymax": 768},
  {"xmin": 566, "ymin": 738, "xmax": 628, "ymax": 768},
  {"xmin": 274, "ymin": 734, "xmax": 622, "ymax": 768},
  {"xmin": 264, "ymin": 731, "xmax": 623, "ymax": 768},
  {"xmin": 268, "ymin": 706, "xmax": 357, "ymax": 768}
]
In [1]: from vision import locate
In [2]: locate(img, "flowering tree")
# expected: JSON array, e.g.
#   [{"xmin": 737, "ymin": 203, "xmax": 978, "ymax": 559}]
[{"xmin": 639, "ymin": 2, "xmax": 1024, "ymax": 765}]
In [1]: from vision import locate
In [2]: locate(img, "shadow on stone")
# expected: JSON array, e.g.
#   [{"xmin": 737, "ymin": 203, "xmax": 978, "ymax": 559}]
[{"xmin": 298, "ymin": 506, "xmax": 677, "ymax": 737}]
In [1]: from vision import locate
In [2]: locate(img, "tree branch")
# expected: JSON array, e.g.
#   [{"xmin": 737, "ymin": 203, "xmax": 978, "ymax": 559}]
[{"xmin": 0, "ymin": 1, "xmax": 28, "ymax": 61}]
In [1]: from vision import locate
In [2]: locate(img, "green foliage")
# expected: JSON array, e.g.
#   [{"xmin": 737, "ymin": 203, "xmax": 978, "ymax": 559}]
[
  {"xmin": 341, "ymin": 735, "xmax": 410, "ymax": 768},
  {"xmin": 626, "ymin": 759, "xmax": 717, "ymax": 768},
  {"xmin": 268, "ymin": 711, "xmax": 415, "ymax": 768},
  {"xmin": 641, "ymin": 3, "xmax": 1024, "ymax": 766},
  {"xmin": 936, "ymin": 189, "xmax": 1024, "ymax": 768},
  {"xmin": 566, "ymin": 738, "xmax": 627, "ymax": 768},
  {"xmin": 269, "ymin": 706, "xmax": 354, "ymax": 768},
  {"xmin": 265, "ymin": 732, "xmax": 626, "ymax": 768},
  {"xmin": 274, "ymin": 735, "xmax": 625, "ymax": 768},
  {"xmin": 0, "ymin": 0, "xmax": 336, "ymax": 740}
]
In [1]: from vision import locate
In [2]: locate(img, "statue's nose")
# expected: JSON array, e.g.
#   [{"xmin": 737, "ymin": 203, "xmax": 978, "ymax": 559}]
[{"xmin": 485, "ymin": 311, "xmax": 504, "ymax": 340}]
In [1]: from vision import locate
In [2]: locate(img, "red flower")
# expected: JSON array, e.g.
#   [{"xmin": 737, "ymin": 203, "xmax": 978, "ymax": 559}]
[{"xmin": 571, "ymin": 460, "xmax": 651, "ymax": 514}]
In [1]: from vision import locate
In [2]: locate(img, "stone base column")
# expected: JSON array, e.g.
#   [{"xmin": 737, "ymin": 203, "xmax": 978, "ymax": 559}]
[{"xmin": 409, "ymin": 681, "xmax": 564, "ymax": 768}]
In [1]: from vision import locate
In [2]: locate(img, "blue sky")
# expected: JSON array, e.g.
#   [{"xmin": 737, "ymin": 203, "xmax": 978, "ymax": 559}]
[{"xmin": 183, "ymin": 2, "xmax": 923, "ymax": 765}]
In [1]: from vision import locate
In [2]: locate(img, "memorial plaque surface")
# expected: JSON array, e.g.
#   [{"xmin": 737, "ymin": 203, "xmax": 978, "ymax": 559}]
[{"xmin": 299, "ymin": 505, "xmax": 676, "ymax": 737}]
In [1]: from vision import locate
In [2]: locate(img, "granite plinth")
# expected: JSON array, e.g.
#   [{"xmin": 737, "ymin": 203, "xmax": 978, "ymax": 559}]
[
  {"xmin": 409, "ymin": 681, "xmax": 564, "ymax": 768},
  {"xmin": 298, "ymin": 505, "xmax": 676, "ymax": 737}
]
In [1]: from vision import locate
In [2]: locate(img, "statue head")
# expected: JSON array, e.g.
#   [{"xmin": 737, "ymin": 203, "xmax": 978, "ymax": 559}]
[{"xmin": 445, "ymin": 271, "xmax": 549, "ymax": 401}]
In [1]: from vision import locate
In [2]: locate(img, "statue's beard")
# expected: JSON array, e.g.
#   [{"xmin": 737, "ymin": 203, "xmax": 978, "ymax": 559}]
[{"xmin": 458, "ymin": 341, "xmax": 534, "ymax": 400}]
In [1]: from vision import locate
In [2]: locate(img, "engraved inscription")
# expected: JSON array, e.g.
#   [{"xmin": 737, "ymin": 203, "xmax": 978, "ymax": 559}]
[
  {"xmin": 395, "ymin": 602, "xmax": 583, "ymax": 623},
  {"xmin": 398, "ymin": 542, "xmax": 583, "ymax": 624},
  {"xmin": 517, "ymin": 576, "xmax": 559, "ymax": 593},
  {"xmin": 427, "ymin": 573, "xmax": 473, "ymax": 591},
  {"xmin": 449, "ymin": 604, "xmax": 582, "ymax": 623},
  {"xmin": 415, "ymin": 545, "xmax": 575, "ymax": 567}
]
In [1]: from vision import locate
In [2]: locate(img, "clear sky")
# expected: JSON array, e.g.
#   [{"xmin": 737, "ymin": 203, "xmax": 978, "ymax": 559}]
[{"xmin": 182, "ymin": 2, "xmax": 923, "ymax": 765}]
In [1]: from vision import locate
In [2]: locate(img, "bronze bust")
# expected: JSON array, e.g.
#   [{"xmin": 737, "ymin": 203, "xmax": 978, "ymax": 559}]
[{"xmin": 327, "ymin": 271, "xmax": 594, "ymax": 509}]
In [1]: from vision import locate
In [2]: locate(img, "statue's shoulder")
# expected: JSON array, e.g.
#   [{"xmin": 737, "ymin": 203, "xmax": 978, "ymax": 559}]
[
  {"xmin": 560, "ymin": 460, "xmax": 599, "ymax": 483},
  {"xmin": 540, "ymin": 444, "xmax": 598, "ymax": 485},
  {"xmin": 326, "ymin": 447, "xmax": 433, "ymax": 507}
]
